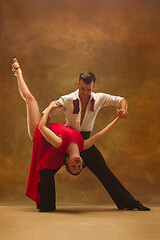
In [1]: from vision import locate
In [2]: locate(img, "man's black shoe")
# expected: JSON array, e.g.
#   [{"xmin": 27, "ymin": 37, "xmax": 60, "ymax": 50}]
[
  {"xmin": 39, "ymin": 208, "xmax": 49, "ymax": 212},
  {"xmin": 118, "ymin": 201, "xmax": 150, "ymax": 211},
  {"xmin": 135, "ymin": 201, "xmax": 150, "ymax": 211},
  {"xmin": 39, "ymin": 207, "xmax": 56, "ymax": 212}
]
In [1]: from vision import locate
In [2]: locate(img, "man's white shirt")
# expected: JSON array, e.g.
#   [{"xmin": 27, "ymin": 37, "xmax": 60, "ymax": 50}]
[{"xmin": 43, "ymin": 90, "xmax": 124, "ymax": 132}]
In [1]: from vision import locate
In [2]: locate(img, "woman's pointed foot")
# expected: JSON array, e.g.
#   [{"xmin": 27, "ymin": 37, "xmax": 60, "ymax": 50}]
[{"xmin": 11, "ymin": 57, "xmax": 21, "ymax": 76}]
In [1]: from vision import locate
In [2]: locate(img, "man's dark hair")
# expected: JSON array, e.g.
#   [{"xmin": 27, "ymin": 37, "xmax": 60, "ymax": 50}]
[{"xmin": 79, "ymin": 71, "xmax": 96, "ymax": 84}]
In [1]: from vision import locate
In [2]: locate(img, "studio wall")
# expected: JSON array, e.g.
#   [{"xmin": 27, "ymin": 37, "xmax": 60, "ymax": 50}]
[{"xmin": 0, "ymin": 0, "xmax": 160, "ymax": 205}]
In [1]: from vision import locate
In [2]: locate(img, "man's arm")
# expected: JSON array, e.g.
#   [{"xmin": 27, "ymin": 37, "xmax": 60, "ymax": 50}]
[{"xmin": 117, "ymin": 98, "xmax": 128, "ymax": 119}]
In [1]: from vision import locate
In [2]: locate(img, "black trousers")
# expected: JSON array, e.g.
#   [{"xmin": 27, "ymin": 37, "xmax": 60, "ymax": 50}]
[
  {"xmin": 38, "ymin": 132, "xmax": 138, "ymax": 210},
  {"xmin": 38, "ymin": 168, "xmax": 60, "ymax": 211}
]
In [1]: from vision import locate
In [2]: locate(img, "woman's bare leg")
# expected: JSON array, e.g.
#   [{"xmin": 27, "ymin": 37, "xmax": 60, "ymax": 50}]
[{"xmin": 12, "ymin": 58, "xmax": 41, "ymax": 140}]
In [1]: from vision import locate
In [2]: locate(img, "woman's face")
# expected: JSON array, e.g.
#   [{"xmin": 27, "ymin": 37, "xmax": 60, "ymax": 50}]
[{"xmin": 66, "ymin": 156, "xmax": 83, "ymax": 175}]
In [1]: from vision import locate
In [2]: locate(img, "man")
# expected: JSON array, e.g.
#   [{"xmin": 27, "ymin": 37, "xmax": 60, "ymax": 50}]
[{"xmin": 46, "ymin": 71, "xmax": 150, "ymax": 211}]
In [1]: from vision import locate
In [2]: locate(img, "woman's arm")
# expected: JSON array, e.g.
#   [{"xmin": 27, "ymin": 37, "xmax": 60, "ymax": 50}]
[
  {"xmin": 38, "ymin": 103, "xmax": 63, "ymax": 148},
  {"xmin": 83, "ymin": 116, "xmax": 122, "ymax": 150}
]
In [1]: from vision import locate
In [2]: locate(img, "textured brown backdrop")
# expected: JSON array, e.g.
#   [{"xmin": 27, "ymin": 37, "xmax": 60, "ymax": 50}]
[{"xmin": 0, "ymin": 0, "xmax": 160, "ymax": 205}]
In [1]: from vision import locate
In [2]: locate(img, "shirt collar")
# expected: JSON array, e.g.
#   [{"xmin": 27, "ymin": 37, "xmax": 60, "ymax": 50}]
[
  {"xmin": 73, "ymin": 90, "xmax": 95, "ymax": 113},
  {"xmin": 73, "ymin": 90, "xmax": 79, "ymax": 100},
  {"xmin": 73, "ymin": 89, "xmax": 95, "ymax": 101}
]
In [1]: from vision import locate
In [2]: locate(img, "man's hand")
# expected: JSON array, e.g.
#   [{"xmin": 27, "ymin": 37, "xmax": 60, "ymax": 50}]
[{"xmin": 117, "ymin": 109, "xmax": 128, "ymax": 119}]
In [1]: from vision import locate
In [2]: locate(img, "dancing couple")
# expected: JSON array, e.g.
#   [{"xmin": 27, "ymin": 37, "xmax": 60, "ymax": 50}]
[{"xmin": 12, "ymin": 58, "xmax": 150, "ymax": 212}]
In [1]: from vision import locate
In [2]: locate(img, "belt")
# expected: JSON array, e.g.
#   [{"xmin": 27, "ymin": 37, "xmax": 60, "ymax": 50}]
[{"xmin": 80, "ymin": 131, "xmax": 90, "ymax": 140}]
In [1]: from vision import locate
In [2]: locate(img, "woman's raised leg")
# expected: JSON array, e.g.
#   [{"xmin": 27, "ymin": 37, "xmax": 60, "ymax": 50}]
[{"xmin": 12, "ymin": 58, "xmax": 41, "ymax": 140}]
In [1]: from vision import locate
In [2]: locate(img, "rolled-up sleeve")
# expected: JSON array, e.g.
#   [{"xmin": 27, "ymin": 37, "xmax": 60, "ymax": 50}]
[
  {"xmin": 100, "ymin": 93, "xmax": 124, "ymax": 107},
  {"xmin": 56, "ymin": 96, "xmax": 66, "ymax": 107}
]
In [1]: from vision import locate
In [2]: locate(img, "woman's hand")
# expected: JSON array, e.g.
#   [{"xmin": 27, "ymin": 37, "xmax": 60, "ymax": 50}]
[
  {"xmin": 49, "ymin": 101, "xmax": 62, "ymax": 109},
  {"xmin": 117, "ymin": 109, "xmax": 128, "ymax": 119}
]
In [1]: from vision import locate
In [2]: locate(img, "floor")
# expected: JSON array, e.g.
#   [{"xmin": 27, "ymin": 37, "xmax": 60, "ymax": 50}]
[{"xmin": 0, "ymin": 204, "xmax": 159, "ymax": 240}]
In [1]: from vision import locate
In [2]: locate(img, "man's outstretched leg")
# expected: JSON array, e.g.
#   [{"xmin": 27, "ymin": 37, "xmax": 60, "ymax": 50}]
[{"xmin": 80, "ymin": 133, "xmax": 150, "ymax": 211}]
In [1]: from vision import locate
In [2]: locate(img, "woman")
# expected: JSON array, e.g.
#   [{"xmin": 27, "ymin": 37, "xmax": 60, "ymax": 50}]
[{"xmin": 12, "ymin": 58, "xmax": 122, "ymax": 211}]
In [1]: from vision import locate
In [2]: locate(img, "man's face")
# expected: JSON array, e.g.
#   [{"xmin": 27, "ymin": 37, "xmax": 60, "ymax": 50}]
[{"xmin": 78, "ymin": 80, "xmax": 95, "ymax": 99}]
